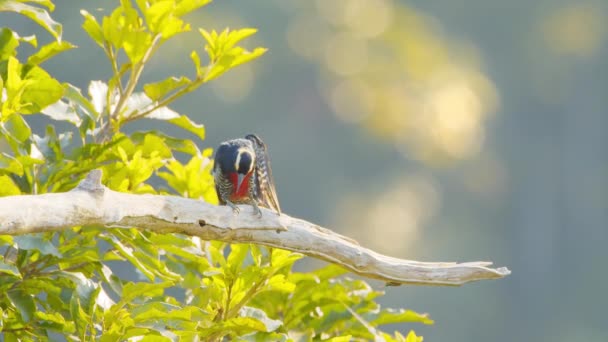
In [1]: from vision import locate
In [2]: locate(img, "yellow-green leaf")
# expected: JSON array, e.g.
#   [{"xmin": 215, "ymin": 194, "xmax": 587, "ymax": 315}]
[
  {"xmin": 167, "ymin": 115, "xmax": 205, "ymax": 140},
  {"xmin": 143, "ymin": 76, "xmax": 190, "ymax": 101},
  {"xmin": 0, "ymin": 175, "xmax": 21, "ymax": 195},
  {"xmin": 404, "ymin": 330, "xmax": 423, "ymax": 342},
  {"xmin": 0, "ymin": 28, "xmax": 19, "ymax": 60},
  {"xmin": 81, "ymin": 10, "xmax": 104, "ymax": 47},
  {"xmin": 27, "ymin": 41, "xmax": 76, "ymax": 65},
  {"xmin": 0, "ymin": 0, "xmax": 62, "ymax": 40}
]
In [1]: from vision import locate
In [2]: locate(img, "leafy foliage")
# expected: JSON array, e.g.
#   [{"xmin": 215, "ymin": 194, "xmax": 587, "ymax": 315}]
[{"xmin": 0, "ymin": 0, "xmax": 431, "ymax": 340}]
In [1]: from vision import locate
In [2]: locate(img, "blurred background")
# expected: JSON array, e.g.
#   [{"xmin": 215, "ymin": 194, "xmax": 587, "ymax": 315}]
[{"xmin": 9, "ymin": 0, "xmax": 608, "ymax": 340}]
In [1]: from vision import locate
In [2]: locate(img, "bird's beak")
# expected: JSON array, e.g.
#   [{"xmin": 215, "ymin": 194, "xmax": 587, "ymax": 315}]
[{"xmin": 236, "ymin": 173, "xmax": 245, "ymax": 193}]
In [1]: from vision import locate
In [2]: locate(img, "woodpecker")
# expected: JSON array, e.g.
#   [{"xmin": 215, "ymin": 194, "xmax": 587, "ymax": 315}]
[{"xmin": 213, "ymin": 134, "xmax": 281, "ymax": 216}]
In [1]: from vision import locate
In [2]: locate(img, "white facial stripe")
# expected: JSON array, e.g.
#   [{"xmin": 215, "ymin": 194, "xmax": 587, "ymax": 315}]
[
  {"xmin": 234, "ymin": 148, "xmax": 254, "ymax": 173},
  {"xmin": 234, "ymin": 149, "xmax": 243, "ymax": 172}
]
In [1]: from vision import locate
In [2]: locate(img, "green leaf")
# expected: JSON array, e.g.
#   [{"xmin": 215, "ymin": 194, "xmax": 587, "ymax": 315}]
[
  {"xmin": 13, "ymin": 235, "xmax": 61, "ymax": 256},
  {"xmin": 60, "ymin": 271, "xmax": 99, "ymax": 314},
  {"xmin": 20, "ymin": 65, "xmax": 64, "ymax": 113},
  {"xmin": 81, "ymin": 10, "xmax": 104, "ymax": 47},
  {"xmin": 174, "ymin": 0, "xmax": 211, "ymax": 16},
  {"xmin": 313, "ymin": 264, "xmax": 349, "ymax": 281},
  {"xmin": 270, "ymin": 248, "xmax": 303, "ymax": 271},
  {"xmin": 126, "ymin": 92, "xmax": 179, "ymax": 120},
  {"xmin": 203, "ymin": 316, "xmax": 268, "ymax": 337},
  {"xmin": 0, "ymin": 255, "xmax": 20, "ymax": 277},
  {"xmin": 40, "ymin": 97, "xmax": 82, "ymax": 125},
  {"xmin": 198, "ymin": 28, "xmax": 267, "ymax": 82},
  {"xmin": 2, "ymin": 113, "xmax": 30, "ymax": 142},
  {"xmin": 0, "ymin": 0, "xmax": 62, "ymax": 40},
  {"xmin": 131, "ymin": 132, "xmax": 172, "ymax": 159},
  {"xmin": 63, "ymin": 83, "xmax": 98, "ymax": 120},
  {"xmin": 132, "ymin": 131, "xmax": 200, "ymax": 156},
  {"xmin": 239, "ymin": 306, "xmax": 282, "ymax": 332},
  {"xmin": 250, "ymin": 245, "xmax": 263, "ymax": 266},
  {"xmin": 35, "ymin": 311, "xmax": 76, "ymax": 333},
  {"xmin": 267, "ymin": 274, "xmax": 295, "ymax": 293},
  {"xmin": 32, "ymin": 125, "xmax": 72, "ymax": 161},
  {"xmin": 404, "ymin": 330, "xmax": 423, "ymax": 342},
  {"xmin": 143, "ymin": 1, "xmax": 190, "ymax": 39},
  {"xmin": 372, "ymin": 309, "xmax": 434, "ymax": 326},
  {"xmin": 325, "ymin": 337, "xmax": 353, "ymax": 342},
  {"xmin": 0, "ymin": 175, "xmax": 21, "ymax": 195},
  {"xmin": 0, "ymin": 28, "xmax": 19, "ymax": 60},
  {"xmin": 0, "ymin": 153, "xmax": 24, "ymax": 175},
  {"xmin": 123, "ymin": 30, "xmax": 152, "ymax": 64},
  {"xmin": 167, "ymin": 115, "xmax": 205, "ymax": 140},
  {"xmin": 143, "ymin": 76, "xmax": 190, "ymax": 101},
  {"xmin": 104, "ymin": 235, "xmax": 155, "ymax": 281},
  {"xmin": 205, "ymin": 46, "xmax": 266, "ymax": 82},
  {"xmin": 27, "ymin": 40, "xmax": 76, "ymax": 65},
  {"xmin": 122, "ymin": 281, "xmax": 173, "ymax": 302},
  {"xmin": 7, "ymin": 288, "xmax": 36, "ymax": 322},
  {"xmin": 227, "ymin": 244, "xmax": 249, "ymax": 276},
  {"xmin": 190, "ymin": 50, "xmax": 203, "ymax": 77}
]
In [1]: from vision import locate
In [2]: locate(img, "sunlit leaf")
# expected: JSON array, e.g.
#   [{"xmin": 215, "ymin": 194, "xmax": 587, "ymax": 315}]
[
  {"xmin": 125, "ymin": 92, "xmax": 180, "ymax": 120},
  {"xmin": 239, "ymin": 306, "xmax": 282, "ymax": 332},
  {"xmin": 41, "ymin": 98, "xmax": 81, "ymax": 125},
  {"xmin": 313, "ymin": 264, "xmax": 349, "ymax": 281},
  {"xmin": 190, "ymin": 50, "xmax": 203, "ymax": 77},
  {"xmin": 325, "ymin": 337, "xmax": 353, "ymax": 342},
  {"xmin": 267, "ymin": 274, "xmax": 295, "ymax": 293},
  {"xmin": 27, "ymin": 40, "xmax": 76, "ymax": 65},
  {"xmin": 167, "ymin": 115, "xmax": 205, "ymax": 140},
  {"xmin": 60, "ymin": 271, "xmax": 99, "ymax": 314},
  {"xmin": 227, "ymin": 244, "xmax": 249, "ymax": 276},
  {"xmin": 123, "ymin": 30, "xmax": 152, "ymax": 64},
  {"xmin": 174, "ymin": 0, "xmax": 211, "ymax": 16},
  {"xmin": 404, "ymin": 330, "xmax": 423, "ymax": 342},
  {"xmin": 88, "ymin": 80, "xmax": 108, "ymax": 116},
  {"xmin": 63, "ymin": 81, "xmax": 97, "ymax": 120},
  {"xmin": 122, "ymin": 281, "xmax": 174, "ymax": 302},
  {"xmin": 0, "ymin": 175, "xmax": 21, "ymax": 195},
  {"xmin": 0, "ymin": 0, "xmax": 62, "ymax": 40},
  {"xmin": 372, "ymin": 309, "xmax": 434, "ymax": 326},
  {"xmin": 0, "ymin": 153, "xmax": 24, "ymax": 175},
  {"xmin": 35, "ymin": 311, "xmax": 76, "ymax": 333},
  {"xmin": 81, "ymin": 10, "xmax": 103, "ymax": 47},
  {"xmin": 144, "ymin": 1, "xmax": 190, "ymax": 39},
  {"xmin": 132, "ymin": 131, "xmax": 200, "ymax": 156},
  {"xmin": 143, "ymin": 76, "xmax": 190, "ymax": 102},
  {"xmin": 0, "ymin": 28, "xmax": 19, "ymax": 60},
  {"xmin": 2, "ymin": 113, "xmax": 31, "ymax": 142}
]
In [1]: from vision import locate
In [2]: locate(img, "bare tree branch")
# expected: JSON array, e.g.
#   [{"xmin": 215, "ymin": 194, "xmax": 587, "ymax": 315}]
[{"xmin": 0, "ymin": 170, "xmax": 510, "ymax": 286}]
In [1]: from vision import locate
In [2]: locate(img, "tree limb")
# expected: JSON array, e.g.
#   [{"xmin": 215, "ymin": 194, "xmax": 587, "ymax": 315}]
[{"xmin": 0, "ymin": 170, "xmax": 510, "ymax": 286}]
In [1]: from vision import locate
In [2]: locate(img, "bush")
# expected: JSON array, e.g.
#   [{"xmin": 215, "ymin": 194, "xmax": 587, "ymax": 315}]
[{"xmin": 0, "ymin": 1, "xmax": 431, "ymax": 340}]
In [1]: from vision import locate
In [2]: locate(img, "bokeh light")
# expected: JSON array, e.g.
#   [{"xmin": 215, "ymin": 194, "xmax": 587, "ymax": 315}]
[
  {"xmin": 288, "ymin": 1, "xmax": 499, "ymax": 164},
  {"xmin": 542, "ymin": 4, "xmax": 606, "ymax": 57}
]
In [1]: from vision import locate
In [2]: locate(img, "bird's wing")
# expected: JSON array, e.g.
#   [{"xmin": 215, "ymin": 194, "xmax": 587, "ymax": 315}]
[{"xmin": 245, "ymin": 134, "xmax": 281, "ymax": 213}]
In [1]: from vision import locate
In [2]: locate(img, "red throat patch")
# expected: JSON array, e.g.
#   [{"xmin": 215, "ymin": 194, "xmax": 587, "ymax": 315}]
[{"xmin": 228, "ymin": 172, "xmax": 251, "ymax": 199}]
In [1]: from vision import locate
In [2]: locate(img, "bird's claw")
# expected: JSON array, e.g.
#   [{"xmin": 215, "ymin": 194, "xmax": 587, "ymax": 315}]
[
  {"xmin": 252, "ymin": 203, "xmax": 263, "ymax": 218},
  {"xmin": 226, "ymin": 201, "xmax": 240, "ymax": 215}
]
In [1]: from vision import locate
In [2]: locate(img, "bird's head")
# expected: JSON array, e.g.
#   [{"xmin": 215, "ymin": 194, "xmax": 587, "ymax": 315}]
[{"xmin": 216, "ymin": 141, "xmax": 255, "ymax": 196}]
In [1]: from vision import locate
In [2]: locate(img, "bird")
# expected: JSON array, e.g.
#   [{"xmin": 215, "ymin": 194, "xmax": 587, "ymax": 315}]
[{"xmin": 213, "ymin": 134, "xmax": 281, "ymax": 216}]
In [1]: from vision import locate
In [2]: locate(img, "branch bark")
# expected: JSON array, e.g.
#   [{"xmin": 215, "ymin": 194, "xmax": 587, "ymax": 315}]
[{"xmin": 0, "ymin": 170, "xmax": 510, "ymax": 286}]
